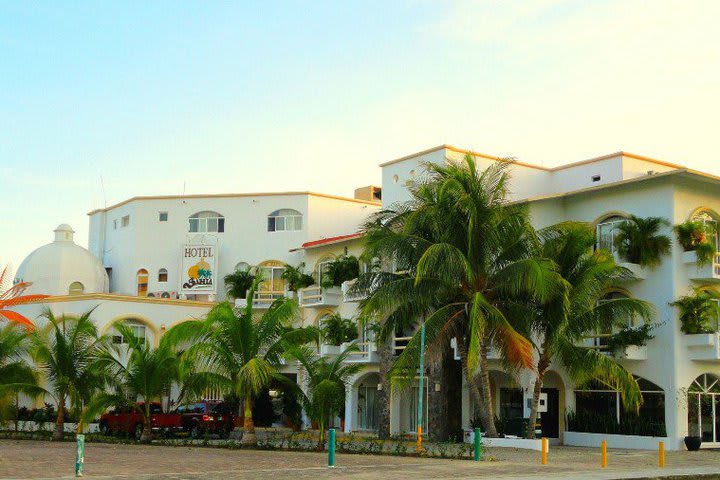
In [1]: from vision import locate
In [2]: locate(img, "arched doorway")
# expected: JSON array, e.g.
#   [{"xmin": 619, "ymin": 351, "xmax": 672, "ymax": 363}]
[{"xmin": 688, "ymin": 374, "xmax": 720, "ymax": 444}]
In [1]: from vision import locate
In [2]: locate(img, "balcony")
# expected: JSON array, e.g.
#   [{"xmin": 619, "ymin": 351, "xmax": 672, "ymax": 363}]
[
  {"xmin": 319, "ymin": 343, "xmax": 342, "ymax": 357},
  {"xmin": 617, "ymin": 262, "xmax": 647, "ymax": 281},
  {"xmin": 341, "ymin": 279, "xmax": 365, "ymax": 302},
  {"xmin": 685, "ymin": 333, "xmax": 720, "ymax": 360},
  {"xmin": 252, "ymin": 290, "xmax": 286, "ymax": 309},
  {"xmin": 341, "ymin": 341, "xmax": 379, "ymax": 363},
  {"xmin": 582, "ymin": 336, "xmax": 647, "ymax": 360},
  {"xmin": 298, "ymin": 285, "xmax": 342, "ymax": 307},
  {"xmin": 683, "ymin": 251, "xmax": 720, "ymax": 282}
]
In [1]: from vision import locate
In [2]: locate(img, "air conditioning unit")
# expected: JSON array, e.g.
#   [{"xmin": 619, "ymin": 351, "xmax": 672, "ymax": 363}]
[{"xmin": 151, "ymin": 291, "xmax": 178, "ymax": 299}]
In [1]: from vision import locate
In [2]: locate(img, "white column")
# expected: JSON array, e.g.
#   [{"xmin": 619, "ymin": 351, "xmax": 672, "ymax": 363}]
[
  {"xmin": 390, "ymin": 389, "xmax": 401, "ymax": 435},
  {"xmin": 344, "ymin": 384, "xmax": 357, "ymax": 433}
]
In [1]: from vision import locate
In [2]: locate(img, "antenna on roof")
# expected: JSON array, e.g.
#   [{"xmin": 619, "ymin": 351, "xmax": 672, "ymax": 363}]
[{"xmin": 182, "ymin": 181, "xmax": 187, "ymax": 204}]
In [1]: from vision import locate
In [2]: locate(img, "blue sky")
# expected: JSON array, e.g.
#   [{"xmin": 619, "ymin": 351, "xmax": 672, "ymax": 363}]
[{"xmin": 2, "ymin": 0, "xmax": 720, "ymax": 270}]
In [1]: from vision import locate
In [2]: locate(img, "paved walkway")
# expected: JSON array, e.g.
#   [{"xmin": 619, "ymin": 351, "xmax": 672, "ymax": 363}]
[{"xmin": 1, "ymin": 440, "xmax": 720, "ymax": 479}]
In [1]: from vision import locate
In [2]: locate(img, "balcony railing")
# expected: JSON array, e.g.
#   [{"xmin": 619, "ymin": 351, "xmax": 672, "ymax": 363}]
[
  {"xmin": 582, "ymin": 335, "xmax": 647, "ymax": 360},
  {"xmin": 298, "ymin": 285, "xmax": 342, "ymax": 307},
  {"xmin": 342, "ymin": 341, "xmax": 379, "ymax": 363},
  {"xmin": 683, "ymin": 251, "xmax": 720, "ymax": 282},
  {"xmin": 252, "ymin": 290, "xmax": 285, "ymax": 308}
]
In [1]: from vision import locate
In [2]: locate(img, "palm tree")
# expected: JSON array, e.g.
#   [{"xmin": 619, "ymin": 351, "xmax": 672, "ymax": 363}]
[
  {"xmin": 85, "ymin": 325, "xmax": 180, "ymax": 443},
  {"xmin": 163, "ymin": 278, "xmax": 315, "ymax": 445},
  {"xmin": 523, "ymin": 222, "xmax": 654, "ymax": 438},
  {"xmin": 614, "ymin": 215, "xmax": 672, "ymax": 268},
  {"xmin": 357, "ymin": 156, "xmax": 563, "ymax": 437},
  {"xmin": 0, "ymin": 265, "xmax": 48, "ymax": 329},
  {"xmin": 27, "ymin": 310, "xmax": 106, "ymax": 440},
  {"xmin": 672, "ymin": 288, "xmax": 720, "ymax": 334},
  {"xmin": 287, "ymin": 345, "xmax": 363, "ymax": 447},
  {"xmin": 0, "ymin": 324, "xmax": 38, "ymax": 423},
  {"xmin": 223, "ymin": 268, "xmax": 256, "ymax": 301}
]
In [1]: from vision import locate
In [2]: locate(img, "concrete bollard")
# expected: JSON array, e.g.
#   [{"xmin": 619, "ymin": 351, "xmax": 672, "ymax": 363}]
[
  {"xmin": 328, "ymin": 428, "xmax": 336, "ymax": 468},
  {"xmin": 601, "ymin": 440, "xmax": 607, "ymax": 468}
]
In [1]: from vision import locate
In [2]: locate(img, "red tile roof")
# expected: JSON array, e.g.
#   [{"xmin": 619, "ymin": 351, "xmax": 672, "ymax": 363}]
[{"xmin": 296, "ymin": 232, "xmax": 363, "ymax": 250}]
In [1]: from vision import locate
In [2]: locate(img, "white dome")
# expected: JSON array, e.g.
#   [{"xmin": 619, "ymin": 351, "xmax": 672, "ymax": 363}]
[{"xmin": 14, "ymin": 224, "xmax": 109, "ymax": 296}]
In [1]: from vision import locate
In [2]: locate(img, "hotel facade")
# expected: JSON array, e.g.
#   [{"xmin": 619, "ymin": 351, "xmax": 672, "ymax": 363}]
[{"xmin": 12, "ymin": 145, "xmax": 720, "ymax": 450}]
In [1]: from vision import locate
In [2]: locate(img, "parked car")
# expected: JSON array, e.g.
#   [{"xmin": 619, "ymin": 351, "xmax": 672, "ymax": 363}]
[
  {"xmin": 175, "ymin": 401, "xmax": 235, "ymax": 438},
  {"xmin": 99, "ymin": 402, "xmax": 182, "ymax": 439}
]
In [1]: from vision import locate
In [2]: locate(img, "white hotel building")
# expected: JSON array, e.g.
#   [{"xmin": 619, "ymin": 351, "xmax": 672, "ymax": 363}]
[{"xmin": 12, "ymin": 145, "xmax": 720, "ymax": 449}]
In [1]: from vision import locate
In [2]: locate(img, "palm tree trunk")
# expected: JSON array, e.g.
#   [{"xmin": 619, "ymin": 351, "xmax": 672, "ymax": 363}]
[
  {"xmin": 526, "ymin": 349, "xmax": 550, "ymax": 439},
  {"xmin": 476, "ymin": 341, "xmax": 498, "ymax": 437},
  {"xmin": 53, "ymin": 396, "xmax": 65, "ymax": 441},
  {"xmin": 140, "ymin": 405, "xmax": 153, "ymax": 444},
  {"xmin": 241, "ymin": 398, "xmax": 257, "ymax": 445},
  {"xmin": 376, "ymin": 336, "xmax": 393, "ymax": 439}
]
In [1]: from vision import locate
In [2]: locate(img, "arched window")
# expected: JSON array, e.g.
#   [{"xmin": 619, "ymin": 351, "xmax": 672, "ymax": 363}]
[
  {"xmin": 596, "ymin": 215, "xmax": 628, "ymax": 255},
  {"xmin": 68, "ymin": 282, "xmax": 85, "ymax": 295},
  {"xmin": 257, "ymin": 261, "xmax": 285, "ymax": 292},
  {"xmin": 688, "ymin": 374, "xmax": 720, "ymax": 443},
  {"xmin": 137, "ymin": 269, "xmax": 149, "ymax": 296},
  {"xmin": 158, "ymin": 268, "xmax": 168, "ymax": 282},
  {"xmin": 189, "ymin": 211, "xmax": 225, "ymax": 233},
  {"xmin": 692, "ymin": 210, "xmax": 720, "ymax": 251},
  {"xmin": 267, "ymin": 209, "xmax": 302, "ymax": 232},
  {"xmin": 235, "ymin": 262, "xmax": 250, "ymax": 272},
  {"xmin": 111, "ymin": 319, "xmax": 148, "ymax": 346}
]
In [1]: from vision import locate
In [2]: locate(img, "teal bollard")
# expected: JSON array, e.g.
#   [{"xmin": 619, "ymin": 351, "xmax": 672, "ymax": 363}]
[
  {"xmin": 75, "ymin": 434, "xmax": 85, "ymax": 477},
  {"xmin": 328, "ymin": 428, "xmax": 336, "ymax": 468},
  {"xmin": 474, "ymin": 428, "xmax": 482, "ymax": 461}
]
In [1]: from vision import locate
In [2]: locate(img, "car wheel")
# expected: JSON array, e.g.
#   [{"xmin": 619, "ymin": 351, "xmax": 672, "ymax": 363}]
[
  {"xmin": 99, "ymin": 422, "xmax": 110, "ymax": 436},
  {"xmin": 190, "ymin": 425, "xmax": 201, "ymax": 439},
  {"xmin": 134, "ymin": 424, "xmax": 143, "ymax": 441}
]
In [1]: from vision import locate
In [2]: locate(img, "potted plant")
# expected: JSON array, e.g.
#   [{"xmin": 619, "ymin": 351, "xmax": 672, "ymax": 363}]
[
  {"xmin": 685, "ymin": 435, "xmax": 702, "ymax": 451},
  {"xmin": 675, "ymin": 221, "xmax": 717, "ymax": 266},
  {"xmin": 613, "ymin": 216, "xmax": 671, "ymax": 268},
  {"xmin": 671, "ymin": 289, "xmax": 720, "ymax": 334},
  {"xmin": 321, "ymin": 314, "xmax": 358, "ymax": 346},
  {"xmin": 224, "ymin": 268, "xmax": 255, "ymax": 305},
  {"xmin": 281, "ymin": 263, "xmax": 315, "ymax": 297},
  {"xmin": 605, "ymin": 323, "xmax": 656, "ymax": 353},
  {"xmin": 322, "ymin": 256, "xmax": 360, "ymax": 288}
]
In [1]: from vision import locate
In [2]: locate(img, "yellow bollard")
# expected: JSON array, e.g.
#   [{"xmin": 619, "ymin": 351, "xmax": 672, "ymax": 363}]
[
  {"xmin": 601, "ymin": 440, "xmax": 608, "ymax": 468},
  {"xmin": 541, "ymin": 437, "xmax": 548, "ymax": 465},
  {"xmin": 659, "ymin": 441, "xmax": 665, "ymax": 468},
  {"xmin": 416, "ymin": 425, "xmax": 422, "ymax": 453}
]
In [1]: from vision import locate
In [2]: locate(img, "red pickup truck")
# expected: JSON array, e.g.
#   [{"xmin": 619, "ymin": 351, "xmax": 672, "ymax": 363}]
[
  {"xmin": 99, "ymin": 402, "xmax": 182, "ymax": 440},
  {"xmin": 175, "ymin": 401, "xmax": 235, "ymax": 438}
]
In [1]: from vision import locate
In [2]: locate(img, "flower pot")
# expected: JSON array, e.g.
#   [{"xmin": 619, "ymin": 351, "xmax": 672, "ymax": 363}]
[{"xmin": 685, "ymin": 435, "xmax": 702, "ymax": 451}]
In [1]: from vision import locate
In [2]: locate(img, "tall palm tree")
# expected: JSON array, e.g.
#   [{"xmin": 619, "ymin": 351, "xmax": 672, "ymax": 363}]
[
  {"xmin": 614, "ymin": 215, "xmax": 672, "ymax": 268},
  {"xmin": 357, "ymin": 156, "xmax": 563, "ymax": 437},
  {"xmin": 163, "ymin": 278, "xmax": 315, "ymax": 445},
  {"xmin": 286, "ymin": 345, "xmax": 363, "ymax": 447},
  {"xmin": 0, "ymin": 265, "xmax": 48, "ymax": 329},
  {"xmin": 85, "ymin": 325, "xmax": 180, "ymax": 443},
  {"xmin": 27, "ymin": 310, "xmax": 106, "ymax": 440},
  {"xmin": 523, "ymin": 222, "xmax": 654, "ymax": 438},
  {"xmin": 0, "ymin": 324, "xmax": 38, "ymax": 420}
]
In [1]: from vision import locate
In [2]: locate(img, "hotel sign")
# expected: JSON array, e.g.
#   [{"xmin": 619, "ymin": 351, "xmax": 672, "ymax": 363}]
[{"xmin": 180, "ymin": 244, "xmax": 217, "ymax": 294}]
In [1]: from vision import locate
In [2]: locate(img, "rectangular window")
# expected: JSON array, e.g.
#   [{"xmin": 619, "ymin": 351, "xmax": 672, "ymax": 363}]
[
  {"xmin": 189, "ymin": 218, "xmax": 199, "ymax": 232},
  {"xmin": 267, "ymin": 217, "xmax": 276, "ymax": 232},
  {"xmin": 121, "ymin": 215, "xmax": 130, "ymax": 227},
  {"xmin": 113, "ymin": 219, "xmax": 118, "ymax": 230},
  {"xmin": 218, "ymin": 218, "xmax": 225, "ymax": 232},
  {"xmin": 158, "ymin": 270, "xmax": 168, "ymax": 282},
  {"xmin": 159, "ymin": 212, "xmax": 168, "ymax": 222}
]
